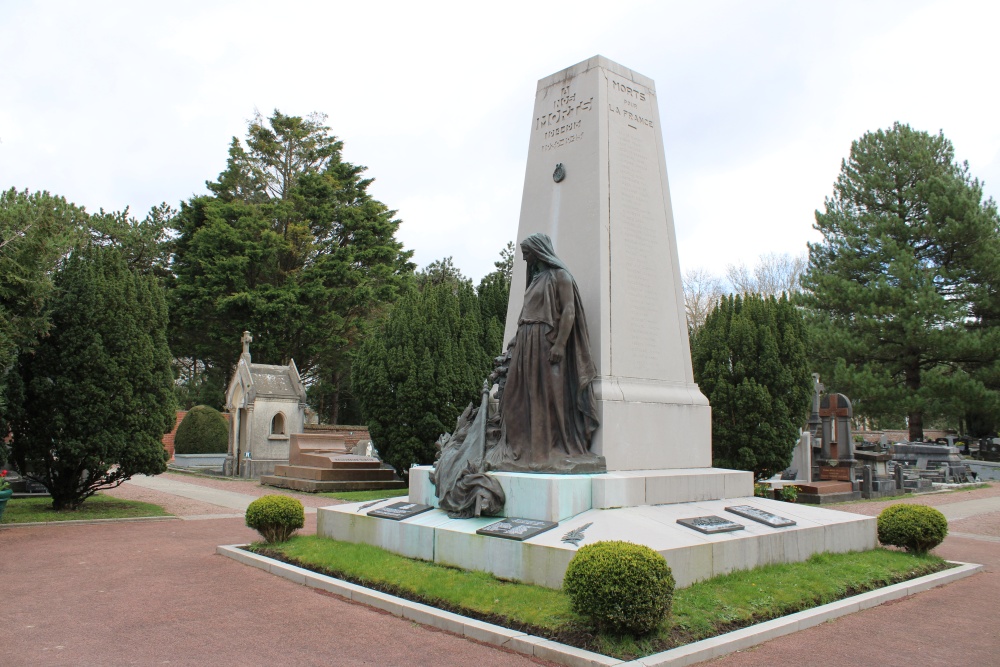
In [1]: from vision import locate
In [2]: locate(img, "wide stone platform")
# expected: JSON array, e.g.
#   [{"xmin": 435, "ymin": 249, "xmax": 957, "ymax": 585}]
[
  {"xmin": 261, "ymin": 459, "xmax": 406, "ymax": 493},
  {"xmin": 261, "ymin": 433, "xmax": 405, "ymax": 492},
  {"xmin": 317, "ymin": 492, "xmax": 876, "ymax": 589}
]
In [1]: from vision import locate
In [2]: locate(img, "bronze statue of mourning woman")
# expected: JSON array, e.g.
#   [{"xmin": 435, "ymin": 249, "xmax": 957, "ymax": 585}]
[{"xmin": 430, "ymin": 233, "xmax": 605, "ymax": 519}]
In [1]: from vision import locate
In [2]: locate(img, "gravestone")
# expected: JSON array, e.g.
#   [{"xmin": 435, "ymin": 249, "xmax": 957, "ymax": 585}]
[
  {"xmin": 817, "ymin": 393, "xmax": 856, "ymax": 482},
  {"xmin": 502, "ymin": 56, "xmax": 710, "ymax": 471}
]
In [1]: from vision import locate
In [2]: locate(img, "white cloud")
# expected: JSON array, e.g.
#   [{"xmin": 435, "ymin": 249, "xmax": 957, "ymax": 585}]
[{"xmin": 1, "ymin": 0, "xmax": 997, "ymax": 283}]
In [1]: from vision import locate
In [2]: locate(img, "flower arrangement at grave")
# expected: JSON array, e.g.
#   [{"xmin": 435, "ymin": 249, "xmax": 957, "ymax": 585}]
[{"xmin": 0, "ymin": 469, "xmax": 10, "ymax": 491}]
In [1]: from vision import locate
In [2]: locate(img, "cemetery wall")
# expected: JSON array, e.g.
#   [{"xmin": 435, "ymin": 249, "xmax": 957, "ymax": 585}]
[{"xmin": 161, "ymin": 411, "xmax": 186, "ymax": 461}]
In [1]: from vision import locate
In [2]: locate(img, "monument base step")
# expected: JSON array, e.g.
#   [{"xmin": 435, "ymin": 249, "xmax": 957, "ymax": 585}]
[
  {"xmin": 272, "ymin": 464, "xmax": 396, "ymax": 482},
  {"xmin": 409, "ymin": 465, "xmax": 753, "ymax": 523},
  {"xmin": 317, "ymin": 497, "xmax": 876, "ymax": 589},
  {"xmin": 260, "ymin": 475, "xmax": 407, "ymax": 493}
]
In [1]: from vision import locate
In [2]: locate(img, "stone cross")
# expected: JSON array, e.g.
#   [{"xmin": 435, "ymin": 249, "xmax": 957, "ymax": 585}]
[{"xmin": 241, "ymin": 331, "xmax": 253, "ymax": 359}]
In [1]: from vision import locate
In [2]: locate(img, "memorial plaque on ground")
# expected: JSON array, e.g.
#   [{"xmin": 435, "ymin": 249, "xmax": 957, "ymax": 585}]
[
  {"xmin": 725, "ymin": 505, "xmax": 797, "ymax": 527},
  {"xmin": 476, "ymin": 517, "xmax": 558, "ymax": 541},
  {"xmin": 367, "ymin": 502, "xmax": 433, "ymax": 521},
  {"xmin": 677, "ymin": 515, "xmax": 745, "ymax": 534}
]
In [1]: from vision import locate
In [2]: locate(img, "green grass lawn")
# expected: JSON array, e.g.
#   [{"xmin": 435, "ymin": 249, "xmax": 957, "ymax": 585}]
[
  {"xmin": 1, "ymin": 494, "xmax": 172, "ymax": 524},
  {"xmin": 251, "ymin": 536, "xmax": 949, "ymax": 660},
  {"xmin": 316, "ymin": 489, "xmax": 408, "ymax": 502}
]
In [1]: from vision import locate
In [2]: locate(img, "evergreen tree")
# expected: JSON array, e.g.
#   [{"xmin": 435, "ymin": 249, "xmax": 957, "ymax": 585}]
[
  {"xmin": 7, "ymin": 244, "xmax": 175, "ymax": 509},
  {"xmin": 352, "ymin": 278, "xmax": 490, "ymax": 477},
  {"xmin": 692, "ymin": 294, "xmax": 811, "ymax": 480},
  {"xmin": 801, "ymin": 123, "xmax": 1000, "ymax": 440},
  {"xmin": 169, "ymin": 110, "xmax": 413, "ymax": 421},
  {"xmin": 0, "ymin": 189, "xmax": 85, "ymax": 446},
  {"xmin": 477, "ymin": 242, "xmax": 514, "ymax": 357}
]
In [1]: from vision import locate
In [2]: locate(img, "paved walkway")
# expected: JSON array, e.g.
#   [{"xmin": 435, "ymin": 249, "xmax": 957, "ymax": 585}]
[
  {"xmin": 124, "ymin": 474, "xmax": 320, "ymax": 516},
  {"xmin": 2, "ymin": 477, "xmax": 998, "ymax": 666}
]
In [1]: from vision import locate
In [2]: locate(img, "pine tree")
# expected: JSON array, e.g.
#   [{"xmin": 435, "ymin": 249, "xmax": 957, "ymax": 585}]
[
  {"xmin": 168, "ymin": 110, "xmax": 413, "ymax": 422},
  {"xmin": 691, "ymin": 294, "xmax": 811, "ymax": 479},
  {"xmin": 801, "ymin": 122, "xmax": 1000, "ymax": 439},
  {"xmin": 7, "ymin": 244, "xmax": 175, "ymax": 509},
  {"xmin": 352, "ymin": 279, "xmax": 490, "ymax": 477}
]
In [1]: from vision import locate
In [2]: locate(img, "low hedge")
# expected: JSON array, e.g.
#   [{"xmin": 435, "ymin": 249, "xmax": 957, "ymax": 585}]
[
  {"xmin": 877, "ymin": 503, "xmax": 948, "ymax": 554},
  {"xmin": 174, "ymin": 405, "xmax": 229, "ymax": 454},
  {"xmin": 563, "ymin": 540, "xmax": 675, "ymax": 636},
  {"xmin": 246, "ymin": 495, "xmax": 305, "ymax": 543}
]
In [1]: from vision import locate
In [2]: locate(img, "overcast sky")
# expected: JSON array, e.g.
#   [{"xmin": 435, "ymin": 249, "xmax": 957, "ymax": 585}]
[{"xmin": 3, "ymin": 0, "xmax": 998, "ymax": 283}]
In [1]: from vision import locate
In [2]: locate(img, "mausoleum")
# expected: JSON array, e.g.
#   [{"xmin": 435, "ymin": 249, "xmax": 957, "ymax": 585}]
[{"xmin": 223, "ymin": 332, "xmax": 307, "ymax": 478}]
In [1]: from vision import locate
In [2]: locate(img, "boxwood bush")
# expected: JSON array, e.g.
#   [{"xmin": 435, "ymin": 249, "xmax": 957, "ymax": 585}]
[
  {"xmin": 245, "ymin": 495, "xmax": 305, "ymax": 543},
  {"xmin": 562, "ymin": 540, "xmax": 675, "ymax": 636},
  {"xmin": 877, "ymin": 503, "xmax": 948, "ymax": 553},
  {"xmin": 174, "ymin": 405, "xmax": 228, "ymax": 454}
]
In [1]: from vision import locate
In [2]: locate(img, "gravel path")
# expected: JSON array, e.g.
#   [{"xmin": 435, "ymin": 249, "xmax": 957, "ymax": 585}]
[{"xmin": 101, "ymin": 471, "xmax": 354, "ymax": 517}]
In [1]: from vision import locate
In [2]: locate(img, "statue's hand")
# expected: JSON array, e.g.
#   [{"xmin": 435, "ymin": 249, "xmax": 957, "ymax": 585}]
[{"xmin": 549, "ymin": 344, "xmax": 565, "ymax": 364}]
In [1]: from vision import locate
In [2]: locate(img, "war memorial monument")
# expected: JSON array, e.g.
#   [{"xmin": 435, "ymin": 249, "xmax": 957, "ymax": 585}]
[{"xmin": 318, "ymin": 56, "xmax": 875, "ymax": 588}]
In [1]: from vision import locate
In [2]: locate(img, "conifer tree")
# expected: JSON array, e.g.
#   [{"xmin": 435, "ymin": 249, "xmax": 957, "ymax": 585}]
[
  {"xmin": 352, "ymin": 278, "xmax": 490, "ymax": 477},
  {"xmin": 691, "ymin": 294, "xmax": 811, "ymax": 479},
  {"xmin": 6, "ymin": 244, "xmax": 175, "ymax": 509},
  {"xmin": 801, "ymin": 123, "xmax": 1000, "ymax": 439},
  {"xmin": 477, "ymin": 242, "xmax": 514, "ymax": 357},
  {"xmin": 168, "ymin": 110, "xmax": 413, "ymax": 422},
  {"xmin": 0, "ymin": 189, "xmax": 85, "ymax": 444}
]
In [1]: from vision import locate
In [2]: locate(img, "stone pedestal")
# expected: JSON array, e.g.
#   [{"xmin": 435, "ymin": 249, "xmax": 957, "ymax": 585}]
[
  {"xmin": 318, "ymin": 497, "xmax": 875, "ymax": 589},
  {"xmin": 409, "ymin": 465, "xmax": 752, "ymax": 523}
]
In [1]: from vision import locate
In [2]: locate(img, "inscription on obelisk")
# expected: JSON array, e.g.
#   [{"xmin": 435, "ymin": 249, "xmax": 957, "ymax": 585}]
[{"xmin": 503, "ymin": 56, "xmax": 711, "ymax": 471}]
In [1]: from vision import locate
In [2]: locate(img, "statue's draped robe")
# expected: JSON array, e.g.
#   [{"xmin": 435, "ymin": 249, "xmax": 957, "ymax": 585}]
[{"xmin": 500, "ymin": 266, "xmax": 599, "ymax": 465}]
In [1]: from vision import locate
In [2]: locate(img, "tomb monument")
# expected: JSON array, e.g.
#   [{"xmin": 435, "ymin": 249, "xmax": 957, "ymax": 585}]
[{"xmin": 318, "ymin": 56, "xmax": 876, "ymax": 589}]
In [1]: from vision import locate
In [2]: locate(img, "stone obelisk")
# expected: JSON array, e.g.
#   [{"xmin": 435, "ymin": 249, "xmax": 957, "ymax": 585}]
[{"xmin": 503, "ymin": 55, "xmax": 711, "ymax": 471}]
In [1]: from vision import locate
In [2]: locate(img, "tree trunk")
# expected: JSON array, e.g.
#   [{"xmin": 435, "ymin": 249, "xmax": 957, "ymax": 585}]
[
  {"xmin": 329, "ymin": 387, "xmax": 340, "ymax": 425},
  {"xmin": 905, "ymin": 362, "xmax": 923, "ymax": 441}
]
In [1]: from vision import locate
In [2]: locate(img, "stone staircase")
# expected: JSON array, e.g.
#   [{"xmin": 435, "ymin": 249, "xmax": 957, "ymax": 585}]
[{"xmin": 260, "ymin": 433, "xmax": 406, "ymax": 493}]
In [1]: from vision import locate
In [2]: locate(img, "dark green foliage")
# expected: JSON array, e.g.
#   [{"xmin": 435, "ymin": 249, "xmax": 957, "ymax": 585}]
[
  {"xmin": 563, "ymin": 541, "xmax": 675, "ymax": 636},
  {"xmin": 6, "ymin": 244, "xmax": 175, "ymax": 510},
  {"xmin": 801, "ymin": 122, "xmax": 1000, "ymax": 440},
  {"xmin": 779, "ymin": 485, "xmax": 798, "ymax": 503},
  {"xmin": 174, "ymin": 405, "xmax": 229, "ymax": 454},
  {"xmin": 877, "ymin": 504, "xmax": 948, "ymax": 553},
  {"xmin": 245, "ymin": 494, "xmax": 305, "ymax": 543},
  {"xmin": 0, "ymin": 189, "xmax": 86, "ymax": 450},
  {"xmin": 477, "ymin": 243, "xmax": 513, "ymax": 357},
  {"xmin": 168, "ymin": 110, "xmax": 413, "ymax": 424},
  {"xmin": 352, "ymin": 279, "xmax": 491, "ymax": 477},
  {"xmin": 691, "ymin": 293, "xmax": 812, "ymax": 480}
]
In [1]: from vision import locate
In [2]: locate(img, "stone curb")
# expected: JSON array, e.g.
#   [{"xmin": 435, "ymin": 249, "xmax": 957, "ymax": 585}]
[
  {"xmin": 0, "ymin": 515, "xmax": 180, "ymax": 528},
  {"xmin": 216, "ymin": 545, "xmax": 982, "ymax": 667},
  {"xmin": 621, "ymin": 561, "xmax": 983, "ymax": 667}
]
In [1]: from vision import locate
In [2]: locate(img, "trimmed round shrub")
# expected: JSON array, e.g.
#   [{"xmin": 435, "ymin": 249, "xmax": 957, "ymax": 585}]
[
  {"xmin": 877, "ymin": 503, "xmax": 948, "ymax": 553},
  {"xmin": 174, "ymin": 405, "xmax": 228, "ymax": 454},
  {"xmin": 563, "ymin": 540, "xmax": 675, "ymax": 636},
  {"xmin": 245, "ymin": 495, "xmax": 305, "ymax": 543}
]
